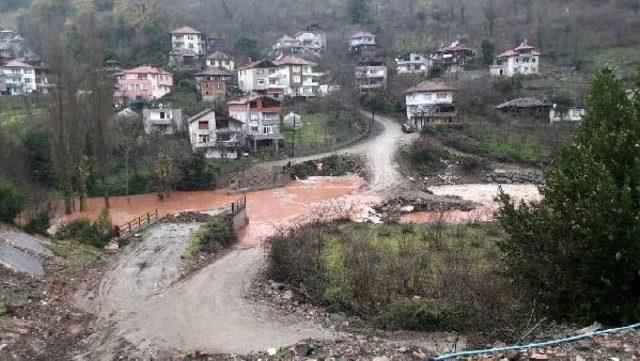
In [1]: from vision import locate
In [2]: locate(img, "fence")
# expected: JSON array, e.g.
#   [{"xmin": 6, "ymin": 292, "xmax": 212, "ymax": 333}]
[
  {"xmin": 231, "ymin": 195, "xmax": 247, "ymax": 216},
  {"xmin": 117, "ymin": 210, "xmax": 160, "ymax": 238},
  {"xmin": 230, "ymin": 195, "xmax": 249, "ymax": 230}
]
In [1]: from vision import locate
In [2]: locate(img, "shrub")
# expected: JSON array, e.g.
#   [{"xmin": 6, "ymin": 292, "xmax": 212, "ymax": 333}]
[
  {"xmin": 184, "ymin": 215, "xmax": 236, "ymax": 261},
  {"xmin": 0, "ymin": 178, "xmax": 24, "ymax": 224},
  {"xmin": 376, "ymin": 298, "xmax": 472, "ymax": 332},
  {"xmin": 402, "ymin": 139, "xmax": 453, "ymax": 175},
  {"xmin": 23, "ymin": 209, "xmax": 54, "ymax": 236},
  {"xmin": 497, "ymin": 68, "xmax": 640, "ymax": 324},
  {"xmin": 56, "ymin": 208, "xmax": 116, "ymax": 248}
]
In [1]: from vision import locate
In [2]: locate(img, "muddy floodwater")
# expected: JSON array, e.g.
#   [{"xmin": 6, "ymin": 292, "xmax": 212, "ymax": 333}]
[
  {"xmin": 402, "ymin": 184, "xmax": 541, "ymax": 224},
  {"xmin": 58, "ymin": 176, "xmax": 379, "ymax": 246}
]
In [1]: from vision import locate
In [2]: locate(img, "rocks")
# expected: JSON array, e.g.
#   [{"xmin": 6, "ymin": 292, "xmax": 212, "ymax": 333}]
[
  {"xmin": 481, "ymin": 169, "xmax": 544, "ymax": 184},
  {"xmin": 530, "ymin": 352, "xmax": 549, "ymax": 360},
  {"xmin": 291, "ymin": 342, "xmax": 312, "ymax": 356},
  {"xmin": 375, "ymin": 188, "xmax": 477, "ymax": 218}
]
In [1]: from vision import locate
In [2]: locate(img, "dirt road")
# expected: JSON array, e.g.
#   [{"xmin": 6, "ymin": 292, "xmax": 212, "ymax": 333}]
[{"xmin": 80, "ymin": 223, "xmax": 334, "ymax": 358}]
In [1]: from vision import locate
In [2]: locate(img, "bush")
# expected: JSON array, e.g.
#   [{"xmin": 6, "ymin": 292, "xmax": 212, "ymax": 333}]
[
  {"xmin": 176, "ymin": 151, "xmax": 216, "ymax": 191},
  {"xmin": 184, "ymin": 215, "xmax": 236, "ymax": 261},
  {"xmin": 0, "ymin": 178, "xmax": 24, "ymax": 224},
  {"xmin": 376, "ymin": 298, "xmax": 472, "ymax": 332},
  {"xmin": 56, "ymin": 208, "xmax": 116, "ymax": 248},
  {"xmin": 497, "ymin": 68, "xmax": 640, "ymax": 325},
  {"xmin": 23, "ymin": 209, "xmax": 54, "ymax": 236},
  {"xmin": 402, "ymin": 139, "xmax": 453, "ymax": 175}
]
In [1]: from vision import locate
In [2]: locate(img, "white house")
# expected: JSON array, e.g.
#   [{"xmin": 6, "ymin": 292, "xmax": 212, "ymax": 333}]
[
  {"xmin": 349, "ymin": 31, "xmax": 376, "ymax": 51},
  {"xmin": 355, "ymin": 56, "xmax": 387, "ymax": 92},
  {"xmin": 549, "ymin": 105, "xmax": 586, "ymax": 123},
  {"xmin": 404, "ymin": 80, "xmax": 458, "ymax": 127},
  {"xmin": 228, "ymin": 95, "xmax": 284, "ymax": 151},
  {"xmin": 206, "ymin": 51, "xmax": 235, "ymax": 71},
  {"xmin": 1, "ymin": 59, "xmax": 36, "ymax": 95},
  {"xmin": 295, "ymin": 23, "xmax": 326, "ymax": 55},
  {"xmin": 395, "ymin": 52, "xmax": 432, "ymax": 74},
  {"xmin": 171, "ymin": 26, "xmax": 204, "ymax": 55},
  {"xmin": 237, "ymin": 59, "xmax": 278, "ymax": 93},
  {"xmin": 142, "ymin": 107, "xmax": 183, "ymax": 135},
  {"xmin": 490, "ymin": 40, "xmax": 541, "ymax": 77},
  {"xmin": 273, "ymin": 35, "xmax": 304, "ymax": 56},
  {"xmin": 188, "ymin": 109, "xmax": 245, "ymax": 159},
  {"xmin": 272, "ymin": 55, "xmax": 322, "ymax": 97}
]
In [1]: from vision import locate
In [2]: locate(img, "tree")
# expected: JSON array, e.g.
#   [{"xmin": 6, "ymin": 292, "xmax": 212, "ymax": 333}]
[
  {"xmin": 0, "ymin": 178, "xmax": 25, "ymax": 224},
  {"xmin": 154, "ymin": 149, "xmax": 180, "ymax": 200},
  {"xmin": 347, "ymin": 0, "xmax": 373, "ymax": 25},
  {"xmin": 497, "ymin": 67, "xmax": 640, "ymax": 325},
  {"xmin": 480, "ymin": 39, "xmax": 495, "ymax": 66},
  {"xmin": 115, "ymin": 110, "xmax": 142, "ymax": 203}
]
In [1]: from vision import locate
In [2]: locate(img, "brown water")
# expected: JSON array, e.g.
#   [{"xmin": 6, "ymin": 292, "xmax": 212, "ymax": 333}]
[
  {"xmin": 402, "ymin": 184, "xmax": 541, "ymax": 224},
  {"xmin": 58, "ymin": 176, "xmax": 377, "ymax": 247}
]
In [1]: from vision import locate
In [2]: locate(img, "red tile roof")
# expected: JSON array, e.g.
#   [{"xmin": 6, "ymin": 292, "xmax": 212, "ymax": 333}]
[
  {"xmin": 122, "ymin": 65, "xmax": 171, "ymax": 75},
  {"xmin": 239, "ymin": 60, "xmax": 277, "ymax": 70},
  {"xmin": 273, "ymin": 55, "xmax": 316, "ymax": 66},
  {"xmin": 405, "ymin": 80, "xmax": 455, "ymax": 94},
  {"xmin": 3, "ymin": 59, "xmax": 33, "ymax": 68}
]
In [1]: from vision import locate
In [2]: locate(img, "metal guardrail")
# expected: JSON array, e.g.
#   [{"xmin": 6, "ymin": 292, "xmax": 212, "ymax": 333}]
[{"xmin": 231, "ymin": 195, "xmax": 247, "ymax": 216}]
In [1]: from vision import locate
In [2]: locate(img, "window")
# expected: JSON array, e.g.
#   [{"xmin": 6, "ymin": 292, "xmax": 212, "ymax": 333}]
[
  {"xmin": 293, "ymin": 75, "xmax": 301, "ymax": 83},
  {"xmin": 263, "ymin": 126, "xmax": 273, "ymax": 134},
  {"xmin": 293, "ymin": 66, "xmax": 301, "ymax": 73},
  {"xmin": 198, "ymin": 121, "xmax": 209, "ymax": 130},
  {"xmin": 436, "ymin": 93, "xmax": 448, "ymax": 99},
  {"xmin": 532, "ymin": 58, "xmax": 536, "ymax": 63},
  {"xmin": 160, "ymin": 112, "xmax": 166, "ymax": 119},
  {"xmin": 199, "ymin": 134, "xmax": 210, "ymax": 143},
  {"xmin": 250, "ymin": 126, "xmax": 259, "ymax": 133}
]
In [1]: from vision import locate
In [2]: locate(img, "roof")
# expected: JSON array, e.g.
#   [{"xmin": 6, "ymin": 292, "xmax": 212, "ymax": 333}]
[
  {"xmin": 277, "ymin": 35, "xmax": 296, "ymax": 42},
  {"xmin": 227, "ymin": 95, "xmax": 282, "ymax": 106},
  {"xmin": 495, "ymin": 97, "xmax": 552, "ymax": 109},
  {"xmin": 195, "ymin": 67, "xmax": 232, "ymax": 77},
  {"xmin": 3, "ymin": 59, "xmax": 33, "ymax": 68},
  {"xmin": 239, "ymin": 59, "xmax": 277, "ymax": 70},
  {"xmin": 188, "ymin": 108, "xmax": 216, "ymax": 123},
  {"xmin": 122, "ymin": 65, "xmax": 171, "ymax": 75},
  {"xmin": 273, "ymin": 55, "xmax": 316, "ymax": 66},
  {"xmin": 496, "ymin": 40, "xmax": 540, "ymax": 59},
  {"xmin": 496, "ymin": 49, "xmax": 518, "ymax": 59},
  {"xmin": 436, "ymin": 41, "xmax": 473, "ymax": 53},
  {"xmin": 514, "ymin": 40, "xmax": 536, "ymax": 52},
  {"xmin": 302, "ymin": 23, "xmax": 324, "ymax": 32},
  {"xmin": 207, "ymin": 51, "xmax": 232, "ymax": 60},
  {"xmin": 350, "ymin": 31, "xmax": 374, "ymax": 38},
  {"xmin": 404, "ymin": 80, "xmax": 455, "ymax": 93},
  {"xmin": 171, "ymin": 26, "xmax": 202, "ymax": 34}
]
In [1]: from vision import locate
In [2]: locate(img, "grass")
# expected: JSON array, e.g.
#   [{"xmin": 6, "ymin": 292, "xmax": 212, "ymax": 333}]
[
  {"xmin": 183, "ymin": 214, "xmax": 236, "ymax": 265},
  {"xmin": 282, "ymin": 113, "xmax": 362, "ymax": 151},
  {"xmin": 267, "ymin": 220, "xmax": 528, "ymax": 341}
]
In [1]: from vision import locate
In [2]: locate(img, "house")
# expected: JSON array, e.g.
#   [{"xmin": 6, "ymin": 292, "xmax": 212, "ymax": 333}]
[
  {"xmin": 206, "ymin": 51, "xmax": 235, "ymax": 71},
  {"xmin": 0, "ymin": 59, "xmax": 36, "ymax": 95},
  {"xmin": 188, "ymin": 109, "xmax": 245, "ymax": 159},
  {"xmin": 273, "ymin": 35, "xmax": 305, "ymax": 56},
  {"xmin": 349, "ymin": 31, "xmax": 376, "ymax": 52},
  {"xmin": 142, "ymin": 107, "xmax": 183, "ymax": 135},
  {"xmin": 228, "ymin": 96, "xmax": 284, "ymax": 151},
  {"xmin": 34, "ymin": 64, "xmax": 53, "ymax": 93},
  {"xmin": 195, "ymin": 67, "xmax": 233, "ymax": 102},
  {"xmin": 404, "ymin": 80, "xmax": 458, "ymax": 127},
  {"xmin": 295, "ymin": 23, "xmax": 327, "ymax": 55},
  {"xmin": 490, "ymin": 40, "xmax": 541, "ymax": 77},
  {"xmin": 432, "ymin": 41, "xmax": 474, "ymax": 73},
  {"xmin": 549, "ymin": 104, "xmax": 586, "ymax": 123},
  {"xmin": 114, "ymin": 65, "xmax": 173, "ymax": 103},
  {"xmin": 355, "ymin": 55, "xmax": 387, "ymax": 92},
  {"xmin": 272, "ymin": 55, "xmax": 322, "ymax": 97},
  {"xmin": 495, "ymin": 97, "xmax": 552, "ymax": 121},
  {"xmin": 396, "ymin": 52, "xmax": 432, "ymax": 75},
  {"xmin": 170, "ymin": 26, "xmax": 205, "ymax": 68},
  {"xmin": 237, "ymin": 59, "xmax": 278, "ymax": 93}
]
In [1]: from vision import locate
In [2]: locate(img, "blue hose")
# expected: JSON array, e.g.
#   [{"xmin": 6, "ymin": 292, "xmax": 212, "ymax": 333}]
[{"xmin": 431, "ymin": 322, "xmax": 640, "ymax": 360}]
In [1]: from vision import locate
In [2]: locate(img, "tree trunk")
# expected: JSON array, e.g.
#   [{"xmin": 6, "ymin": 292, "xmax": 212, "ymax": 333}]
[
  {"xmin": 125, "ymin": 150, "xmax": 130, "ymax": 203},
  {"xmin": 103, "ymin": 176, "xmax": 111, "ymax": 209}
]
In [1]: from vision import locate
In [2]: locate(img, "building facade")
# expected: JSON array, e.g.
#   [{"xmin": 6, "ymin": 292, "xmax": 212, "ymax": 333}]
[
  {"xmin": 432, "ymin": 41, "xmax": 474, "ymax": 74},
  {"xmin": 206, "ymin": 51, "xmax": 235, "ymax": 71},
  {"xmin": 295, "ymin": 24, "xmax": 327, "ymax": 55},
  {"xmin": 272, "ymin": 56, "xmax": 322, "ymax": 97},
  {"xmin": 404, "ymin": 80, "xmax": 458, "ymax": 127},
  {"xmin": 349, "ymin": 31, "xmax": 376, "ymax": 51},
  {"xmin": 490, "ymin": 40, "xmax": 540, "ymax": 77},
  {"xmin": 142, "ymin": 107, "xmax": 183, "ymax": 135},
  {"xmin": 114, "ymin": 65, "xmax": 173, "ymax": 103},
  {"xmin": 355, "ymin": 56, "xmax": 387, "ymax": 92},
  {"xmin": 188, "ymin": 109, "xmax": 245, "ymax": 159},
  {"xmin": 395, "ymin": 52, "xmax": 432, "ymax": 75},
  {"xmin": 228, "ymin": 96, "xmax": 284, "ymax": 151},
  {"xmin": 195, "ymin": 67, "xmax": 233, "ymax": 102},
  {"xmin": 170, "ymin": 26, "xmax": 205, "ymax": 68},
  {"xmin": 237, "ymin": 60, "xmax": 278, "ymax": 93},
  {"xmin": 0, "ymin": 59, "xmax": 36, "ymax": 95}
]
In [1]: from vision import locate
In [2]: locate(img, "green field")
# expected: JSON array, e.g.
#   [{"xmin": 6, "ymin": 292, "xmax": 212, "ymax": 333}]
[{"xmin": 282, "ymin": 113, "xmax": 362, "ymax": 151}]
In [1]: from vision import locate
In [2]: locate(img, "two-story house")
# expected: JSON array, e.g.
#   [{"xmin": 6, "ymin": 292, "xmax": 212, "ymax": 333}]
[
  {"xmin": 272, "ymin": 56, "xmax": 322, "ymax": 97},
  {"xmin": 404, "ymin": 80, "xmax": 458, "ymax": 127},
  {"xmin": 142, "ymin": 107, "xmax": 183, "ymax": 135},
  {"xmin": 490, "ymin": 40, "xmax": 541, "ymax": 77},
  {"xmin": 114, "ymin": 65, "xmax": 173, "ymax": 103},
  {"xmin": 195, "ymin": 67, "xmax": 233, "ymax": 102},
  {"xmin": 349, "ymin": 31, "xmax": 376, "ymax": 52},
  {"xmin": 432, "ymin": 41, "xmax": 474, "ymax": 74},
  {"xmin": 237, "ymin": 59, "xmax": 278, "ymax": 93},
  {"xmin": 228, "ymin": 96, "xmax": 284, "ymax": 152},
  {"xmin": 295, "ymin": 24, "xmax": 327, "ymax": 55},
  {"xmin": 395, "ymin": 52, "xmax": 432, "ymax": 75},
  {"xmin": 0, "ymin": 59, "xmax": 36, "ymax": 95},
  {"xmin": 206, "ymin": 51, "xmax": 235, "ymax": 71},
  {"xmin": 170, "ymin": 26, "xmax": 205, "ymax": 68},
  {"xmin": 355, "ymin": 55, "xmax": 387, "ymax": 92},
  {"xmin": 188, "ymin": 109, "xmax": 245, "ymax": 159}
]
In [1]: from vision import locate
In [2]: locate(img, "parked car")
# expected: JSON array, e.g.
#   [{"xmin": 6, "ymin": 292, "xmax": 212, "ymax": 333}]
[{"xmin": 402, "ymin": 123, "xmax": 416, "ymax": 133}]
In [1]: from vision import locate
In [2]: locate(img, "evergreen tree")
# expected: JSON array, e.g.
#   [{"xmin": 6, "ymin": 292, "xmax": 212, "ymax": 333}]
[
  {"xmin": 497, "ymin": 67, "xmax": 640, "ymax": 324},
  {"xmin": 347, "ymin": 0, "xmax": 373, "ymax": 25}
]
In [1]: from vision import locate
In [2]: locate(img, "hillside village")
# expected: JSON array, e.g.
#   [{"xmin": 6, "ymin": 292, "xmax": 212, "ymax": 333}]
[{"xmin": 1, "ymin": 0, "xmax": 640, "ymax": 360}]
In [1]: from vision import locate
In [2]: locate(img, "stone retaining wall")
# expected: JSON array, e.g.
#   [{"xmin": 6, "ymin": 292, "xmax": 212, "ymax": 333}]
[{"xmin": 481, "ymin": 169, "xmax": 544, "ymax": 184}]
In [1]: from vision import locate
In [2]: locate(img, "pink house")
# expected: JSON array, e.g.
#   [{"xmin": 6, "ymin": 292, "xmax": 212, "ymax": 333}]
[{"xmin": 114, "ymin": 65, "xmax": 173, "ymax": 103}]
